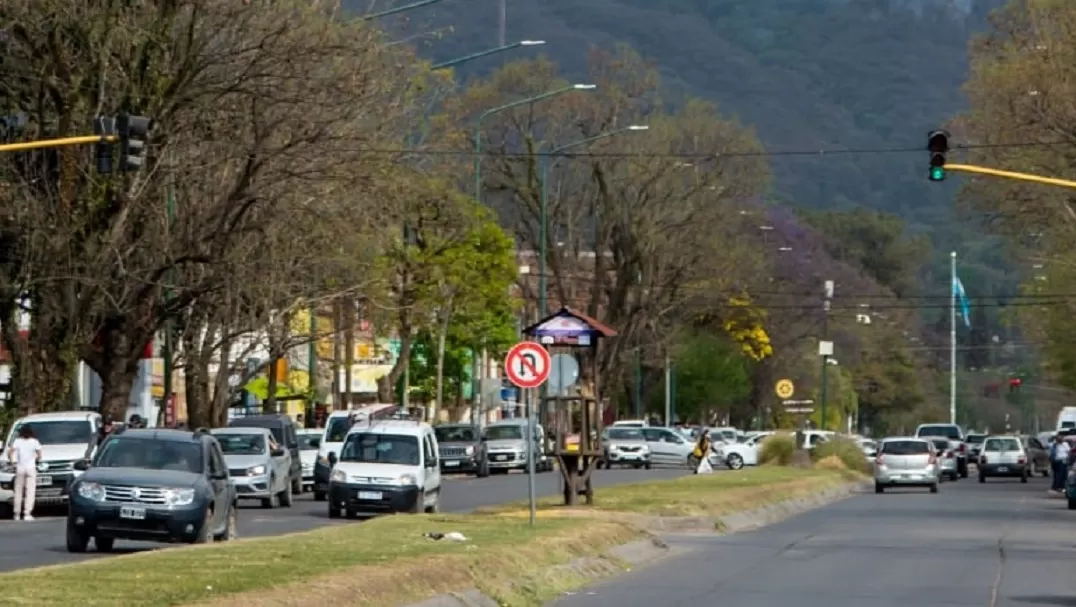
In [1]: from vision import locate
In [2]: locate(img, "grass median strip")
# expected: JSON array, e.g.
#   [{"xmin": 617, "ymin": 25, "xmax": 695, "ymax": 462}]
[{"xmin": 0, "ymin": 467, "xmax": 858, "ymax": 606}]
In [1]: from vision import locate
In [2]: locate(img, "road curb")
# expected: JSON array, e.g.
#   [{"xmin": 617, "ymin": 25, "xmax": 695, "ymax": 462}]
[{"xmin": 400, "ymin": 480, "xmax": 864, "ymax": 607}]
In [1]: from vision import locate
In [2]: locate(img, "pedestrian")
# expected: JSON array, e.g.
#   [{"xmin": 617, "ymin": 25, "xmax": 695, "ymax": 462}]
[
  {"xmin": 693, "ymin": 429, "xmax": 713, "ymax": 475},
  {"xmin": 128, "ymin": 414, "xmax": 145, "ymax": 429},
  {"xmin": 6, "ymin": 425, "xmax": 42, "ymax": 521},
  {"xmin": 1049, "ymin": 434, "xmax": 1070, "ymax": 493}
]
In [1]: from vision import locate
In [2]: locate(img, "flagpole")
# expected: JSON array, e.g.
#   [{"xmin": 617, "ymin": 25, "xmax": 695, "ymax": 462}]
[{"xmin": 950, "ymin": 250, "xmax": 957, "ymax": 425}]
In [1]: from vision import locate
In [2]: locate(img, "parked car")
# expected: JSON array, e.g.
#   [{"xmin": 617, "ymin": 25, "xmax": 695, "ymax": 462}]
[
  {"xmin": 926, "ymin": 437, "xmax": 959, "ymax": 481},
  {"xmin": 434, "ymin": 424, "xmax": 488, "ymax": 477},
  {"xmin": 978, "ymin": 435, "xmax": 1029, "ymax": 483},
  {"xmin": 1020, "ymin": 435, "xmax": 1050, "ymax": 477},
  {"xmin": 915, "ymin": 424, "xmax": 969, "ymax": 478},
  {"xmin": 873, "ymin": 437, "xmax": 940, "ymax": 494},
  {"xmin": 598, "ymin": 427, "xmax": 652, "ymax": 469}
]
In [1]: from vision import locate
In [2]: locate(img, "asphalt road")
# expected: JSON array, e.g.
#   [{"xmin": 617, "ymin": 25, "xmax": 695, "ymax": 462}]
[
  {"xmin": 548, "ymin": 472, "xmax": 1076, "ymax": 607},
  {"xmin": 0, "ymin": 466, "xmax": 689, "ymax": 572}
]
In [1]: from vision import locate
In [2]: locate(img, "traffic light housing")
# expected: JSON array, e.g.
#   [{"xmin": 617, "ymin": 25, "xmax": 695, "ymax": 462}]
[
  {"xmin": 116, "ymin": 114, "xmax": 153, "ymax": 172},
  {"xmin": 927, "ymin": 129, "xmax": 950, "ymax": 181},
  {"xmin": 93, "ymin": 116, "xmax": 116, "ymax": 175}
]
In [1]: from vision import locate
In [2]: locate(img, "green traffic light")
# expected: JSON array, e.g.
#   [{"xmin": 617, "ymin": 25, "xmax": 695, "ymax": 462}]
[{"xmin": 929, "ymin": 166, "xmax": 945, "ymax": 181}]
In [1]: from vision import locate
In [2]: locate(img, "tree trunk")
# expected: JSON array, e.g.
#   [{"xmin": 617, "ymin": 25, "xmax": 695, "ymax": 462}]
[
  {"xmin": 97, "ymin": 358, "xmax": 138, "ymax": 422},
  {"xmin": 208, "ymin": 330, "xmax": 235, "ymax": 426},
  {"xmin": 184, "ymin": 353, "xmax": 212, "ymax": 429},
  {"xmin": 331, "ymin": 300, "xmax": 342, "ymax": 407},
  {"xmin": 265, "ymin": 357, "xmax": 279, "ymax": 413},
  {"xmin": 377, "ymin": 306, "xmax": 412, "ymax": 403}
]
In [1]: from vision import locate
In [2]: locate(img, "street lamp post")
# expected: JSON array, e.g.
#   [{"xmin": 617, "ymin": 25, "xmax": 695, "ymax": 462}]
[
  {"xmin": 432, "ymin": 40, "xmax": 545, "ymax": 70},
  {"xmin": 537, "ymin": 125, "xmax": 648, "ymax": 317},
  {"xmin": 362, "ymin": 0, "xmax": 449, "ymax": 19}
]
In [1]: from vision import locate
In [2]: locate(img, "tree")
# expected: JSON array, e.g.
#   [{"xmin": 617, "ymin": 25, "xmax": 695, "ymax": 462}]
[
  {"xmin": 670, "ymin": 332, "xmax": 751, "ymax": 424},
  {"xmin": 0, "ymin": 1, "xmax": 419, "ymax": 417}
]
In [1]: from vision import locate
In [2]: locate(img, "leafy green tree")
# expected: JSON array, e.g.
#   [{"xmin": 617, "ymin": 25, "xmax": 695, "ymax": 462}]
[{"xmin": 668, "ymin": 332, "xmax": 751, "ymax": 424}]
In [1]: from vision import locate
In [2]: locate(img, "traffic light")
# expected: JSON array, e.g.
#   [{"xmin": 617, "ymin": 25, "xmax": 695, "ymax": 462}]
[
  {"xmin": 116, "ymin": 114, "xmax": 153, "ymax": 172},
  {"xmin": 1009, "ymin": 377, "xmax": 1022, "ymax": 393},
  {"xmin": 93, "ymin": 116, "xmax": 116, "ymax": 175},
  {"xmin": 927, "ymin": 129, "xmax": 950, "ymax": 181}
]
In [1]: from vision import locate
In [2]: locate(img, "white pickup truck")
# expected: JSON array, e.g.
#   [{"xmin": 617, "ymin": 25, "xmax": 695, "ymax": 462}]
[{"xmin": 915, "ymin": 423, "xmax": 969, "ymax": 478}]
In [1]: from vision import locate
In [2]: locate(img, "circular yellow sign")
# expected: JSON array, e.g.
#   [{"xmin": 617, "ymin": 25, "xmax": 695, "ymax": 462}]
[{"xmin": 774, "ymin": 379, "xmax": 795, "ymax": 400}]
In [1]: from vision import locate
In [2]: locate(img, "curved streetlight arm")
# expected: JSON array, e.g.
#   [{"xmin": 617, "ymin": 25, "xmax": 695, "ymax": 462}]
[
  {"xmin": 432, "ymin": 40, "xmax": 546, "ymax": 70},
  {"xmin": 363, "ymin": 0, "xmax": 447, "ymax": 20}
]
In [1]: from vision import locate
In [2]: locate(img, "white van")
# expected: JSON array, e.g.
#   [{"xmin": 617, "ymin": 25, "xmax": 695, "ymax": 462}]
[
  {"xmin": 325, "ymin": 419, "xmax": 441, "ymax": 518},
  {"xmin": 313, "ymin": 404, "xmax": 398, "ymax": 501},
  {"xmin": 0, "ymin": 411, "xmax": 102, "ymax": 516},
  {"xmin": 1056, "ymin": 407, "xmax": 1076, "ymax": 432}
]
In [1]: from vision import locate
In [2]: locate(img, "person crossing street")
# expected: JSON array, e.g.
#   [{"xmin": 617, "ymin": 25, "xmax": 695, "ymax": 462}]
[
  {"xmin": 1049, "ymin": 434, "xmax": 1070, "ymax": 494},
  {"xmin": 6, "ymin": 425, "xmax": 42, "ymax": 521}
]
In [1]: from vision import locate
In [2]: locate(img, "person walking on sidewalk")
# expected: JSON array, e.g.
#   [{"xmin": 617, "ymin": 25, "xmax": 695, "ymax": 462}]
[
  {"xmin": 1049, "ymin": 434, "xmax": 1071, "ymax": 494},
  {"xmin": 6, "ymin": 425, "xmax": 42, "ymax": 521}
]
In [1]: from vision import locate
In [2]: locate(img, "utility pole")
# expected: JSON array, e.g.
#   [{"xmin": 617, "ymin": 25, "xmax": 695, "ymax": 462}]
[
  {"xmin": 663, "ymin": 352, "xmax": 672, "ymax": 426},
  {"xmin": 819, "ymin": 280, "xmax": 834, "ymax": 430},
  {"xmin": 497, "ymin": 0, "xmax": 506, "ymax": 46}
]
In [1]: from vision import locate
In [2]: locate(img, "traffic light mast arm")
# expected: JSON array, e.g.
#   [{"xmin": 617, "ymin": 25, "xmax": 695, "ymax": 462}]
[
  {"xmin": 0, "ymin": 134, "xmax": 116, "ymax": 153},
  {"xmin": 944, "ymin": 163, "xmax": 1076, "ymax": 190}
]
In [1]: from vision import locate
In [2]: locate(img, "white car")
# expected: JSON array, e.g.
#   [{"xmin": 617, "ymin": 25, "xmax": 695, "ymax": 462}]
[{"xmin": 714, "ymin": 431, "xmax": 773, "ymax": 470}]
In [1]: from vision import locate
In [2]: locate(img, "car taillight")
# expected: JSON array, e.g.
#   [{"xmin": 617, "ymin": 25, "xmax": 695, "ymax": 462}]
[
  {"xmin": 980, "ymin": 455, "xmax": 987, "ymax": 464},
  {"xmin": 1017, "ymin": 456, "xmax": 1026, "ymax": 464},
  {"xmin": 946, "ymin": 451, "xmax": 954, "ymax": 458},
  {"xmin": 959, "ymin": 443, "xmax": 967, "ymax": 454}
]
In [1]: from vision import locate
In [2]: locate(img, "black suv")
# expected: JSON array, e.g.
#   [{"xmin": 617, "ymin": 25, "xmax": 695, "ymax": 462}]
[
  {"xmin": 434, "ymin": 424, "xmax": 488, "ymax": 476},
  {"xmin": 67, "ymin": 427, "xmax": 237, "ymax": 552}
]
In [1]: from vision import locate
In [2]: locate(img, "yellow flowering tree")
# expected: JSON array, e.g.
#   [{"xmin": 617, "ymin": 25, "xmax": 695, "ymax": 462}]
[{"xmin": 722, "ymin": 295, "xmax": 774, "ymax": 361}]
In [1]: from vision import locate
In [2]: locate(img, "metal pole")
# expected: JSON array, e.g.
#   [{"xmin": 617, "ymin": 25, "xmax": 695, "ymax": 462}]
[
  {"xmin": 819, "ymin": 280, "xmax": 832, "ymax": 431},
  {"xmin": 664, "ymin": 352, "xmax": 671, "ymax": 426},
  {"xmin": 526, "ymin": 386, "xmax": 537, "ymax": 526},
  {"xmin": 633, "ymin": 349, "xmax": 642, "ymax": 418},
  {"xmin": 539, "ymin": 154, "xmax": 549, "ymax": 319},
  {"xmin": 950, "ymin": 251, "xmax": 957, "ymax": 425},
  {"xmin": 308, "ymin": 307, "xmax": 317, "ymax": 411},
  {"xmin": 431, "ymin": 41, "xmax": 545, "ymax": 70},
  {"xmin": 161, "ymin": 165, "xmax": 176, "ymax": 426},
  {"xmin": 362, "ymin": 0, "xmax": 447, "ymax": 20}
]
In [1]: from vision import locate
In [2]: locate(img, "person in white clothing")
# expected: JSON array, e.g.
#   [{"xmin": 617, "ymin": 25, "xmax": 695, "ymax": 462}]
[{"xmin": 7, "ymin": 425, "xmax": 42, "ymax": 520}]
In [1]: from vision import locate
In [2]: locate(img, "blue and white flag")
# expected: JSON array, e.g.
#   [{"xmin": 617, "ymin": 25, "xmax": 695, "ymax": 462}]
[{"xmin": 952, "ymin": 276, "xmax": 971, "ymax": 329}]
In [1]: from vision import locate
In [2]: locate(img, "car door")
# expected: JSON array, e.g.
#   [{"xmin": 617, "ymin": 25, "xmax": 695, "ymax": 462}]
[
  {"xmin": 267, "ymin": 430, "xmax": 289, "ymax": 491},
  {"xmin": 422, "ymin": 433, "xmax": 440, "ymax": 503},
  {"xmin": 1028, "ymin": 437, "xmax": 1049, "ymax": 469}
]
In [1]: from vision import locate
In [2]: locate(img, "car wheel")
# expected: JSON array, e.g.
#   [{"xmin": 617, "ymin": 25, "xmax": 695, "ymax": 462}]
[
  {"xmin": 874, "ymin": 483, "xmax": 884, "ymax": 494},
  {"xmin": 328, "ymin": 504, "xmax": 342, "ymax": 518},
  {"xmin": 644, "ymin": 462, "xmax": 652, "ymax": 470},
  {"xmin": 929, "ymin": 484, "xmax": 939, "ymax": 494},
  {"xmin": 192, "ymin": 507, "xmax": 213, "ymax": 544},
  {"xmin": 633, "ymin": 463, "xmax": 643, "ymax": 469},
  {"xmin": 291, "ymin": 475, "xmax": 302, "ymax": 495},
  {"xmin": 979, "ymin": 474, "xmax": 986, "ymax": 483},
  {"xmin": 1021, "ymin": 473, "xmax": 1029, "ymax": 484},
  {"xmin": 66, "ymin": 521, "xmax": 89, "ymax": 553},
  {"xmin": 411, "ymin": 495, "xmax": 425, "ymax": 514},
  {"xmin": 94, "ymin": 537, "xmax": 114, "ymax": 552},
  {"xmin": 726, "ymin": 454, "xmax": 744, "ymax": 470},
  {"xmin": 314, "ymin": 490, "xmax": 327, "ymax": 502},
  {"xmin": 278, "ymin": 479, "xmax": 294, "ymax": 508},
  {"xmin": 950, "ymin": 472, "xmax": 959, "ymax": 482},
  {"xmin": 596, "ymin": 459, "xmax": 604, "ymax": 470},
  {"xmin": 215, "ymin": 503, "xmax": 238, "ymax": 541},
  {"xmin": 0, "ymin": 504, "xmax": 14, "ymax": 520},
  {"xmin": 424, "ymin": 495, "xmax": 439, "ymax": 514},
  {"xmin": 1068, "ymin": 498, "xmax": 1076, "ymax": 511}
]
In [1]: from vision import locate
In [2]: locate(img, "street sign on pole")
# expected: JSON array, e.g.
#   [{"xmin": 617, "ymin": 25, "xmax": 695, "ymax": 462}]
[
  {"xmin": 504, "ymin": 342, "xmax": 552, "ymax": 389},
  {"xmin": 774, "ymin": 379, "xmax": 795, "ymax": 400}
]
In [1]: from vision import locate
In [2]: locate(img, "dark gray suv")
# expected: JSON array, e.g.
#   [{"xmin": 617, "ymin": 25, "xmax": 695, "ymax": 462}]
[
  {"xmin": 67, "ymin": 427, "xmax": 237, "ymax": 552},
  {"xmin": 434, "ymin": 424, "xmax": 488, "ymax": 477}
]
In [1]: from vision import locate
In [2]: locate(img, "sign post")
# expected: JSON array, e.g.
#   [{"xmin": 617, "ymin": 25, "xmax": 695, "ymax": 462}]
[{"xmin": 504, "ymin": 341, "xmax": 552, "ymax": 526}]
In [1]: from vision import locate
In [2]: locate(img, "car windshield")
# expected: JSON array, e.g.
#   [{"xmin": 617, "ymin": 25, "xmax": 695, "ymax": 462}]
[
  {"xmin": 11, "ymin": 420, "xmax": 92, "ymax": 446},
  {"xmin": 297, "ymin": 434, "xmax": 320, "ymax": 450},
  {"xmin": 984, "ymin": 438, "xmax": 1021, "ymax": 451},
  {"xmin": 215, "ymin": 433, "xmax": 266, "ymax": 455},
  {"xmin": 608, "ymin": 428, "xmax": 644, "ymax": 441},
  {"xmin": 340, "ymin": 433, "xmax": 419, "ymax": 466},
  {"xmin": 435, "ymin": 426, "xmax": 478, "ymax": 443},
  {"xmin": 485, "ymin": 425, "xmax": 523, "ymax": 440},
  {"xmin": 918, "ymin": 426, "xmax": 961, "ymax": 439},
  {"xmin": 882, "ymin": 440, "xmax": 930, "ymax": 455},
  {"xmin": 94, "ymin": 437, "xmax": 203, "ymax": 473},
  {"xmin": 325, "ymin": 417, "xmax": 352, "ymax": 443},
  {"xmin": 966, "ymin": 434, "xmax": 986, "ymax": 444}
]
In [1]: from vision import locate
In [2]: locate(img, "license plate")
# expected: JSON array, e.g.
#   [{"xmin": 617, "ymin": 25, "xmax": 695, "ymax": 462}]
[
  {"xmin": 120, "ymin": 506, "xmax": 146, "ymax": 520},
  {"xmin": 35, "ymin": 476, "xmax": 52, "ymax": 487},
  {"xmin": 444, "ymin": 461, "xmax": 459, "ymax": 467},
  {"xmin": 495, "ymin": 455, "xmax": 508, "ymax": 461},
  {"xmin": 358, "ymin": 491, "xmax": 382, "ymax": 500},
  {"xmin": 998, "ymin": 466, "xmax": 1008, "ymax": 472}
]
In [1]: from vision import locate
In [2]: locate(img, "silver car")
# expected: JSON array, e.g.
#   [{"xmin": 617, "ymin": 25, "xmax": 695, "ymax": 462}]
[
  {"xmin": 874, "ymin": 437, "xmax": 940, "ymax": 494},
  {"xmin": 598, "ymin": 427, "xmax": 652, "ymax": 469},
  {"xmin": 927, "ymin": 437, "xmax": 958, "ymax": 481},
  {"xmin": 212, "ymin": 427, "xmax": 293, "ymax": 508},
  {"xmin": 483, "ymin": 420, "xmax": 553, "ymax": 473},
  {"xmin": 297, "ymin": 429, "xmax": 321, "ymax": 490}
]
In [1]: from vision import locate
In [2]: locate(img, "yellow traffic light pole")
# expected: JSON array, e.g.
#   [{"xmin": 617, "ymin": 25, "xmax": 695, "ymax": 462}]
[
  {"xmin": 0, "ymin": 134, "xmax": 116, "ymax": 153},
  {"xmin": 945, "ymin": 163, "xmax": 1076, "ymax": 190}
]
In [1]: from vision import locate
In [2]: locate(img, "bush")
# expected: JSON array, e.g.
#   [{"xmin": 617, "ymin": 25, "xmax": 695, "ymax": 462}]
[
  {"xmin": 813, "ymin": 436, "xmax": 870, "ymax": 474},
  {"xmin": 759, "ymin": 433, "xmax": 796, "ymax": 466}
]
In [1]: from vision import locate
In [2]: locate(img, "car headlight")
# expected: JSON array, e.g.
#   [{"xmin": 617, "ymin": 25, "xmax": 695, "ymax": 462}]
[
  {"xmin": 464, "ymin": 445, "xmax": 475, "ymax": 456},
  {"xmin": 397, "ymin": 474, "xmax": 417, "ymax": 486},
  {"xmin": 639, "ymin": 445, "xmax": 650, "ymax": 453},
  {"xmin": 247, "ymin": 465, "xmax": 267, "ymax": 476},
  {"xmin": 77, "ymin": 482, "xmax": 106, "ymax": 501},
  {"xmin": 162, "ymin": 488, "xmax": 196, "ymax": 507},
  {"xmin": 1, "ymin": 462, "xmax": 15, "ymax": 474},
  {"xmin": 330, "ymin": 469, "xmax": 348, "ymax": 483}
]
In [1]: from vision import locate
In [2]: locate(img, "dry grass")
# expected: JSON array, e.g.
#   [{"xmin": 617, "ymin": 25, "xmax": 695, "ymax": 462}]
[
  {"xmin": 482, "ymin": 467, "xmax": 858, "ymax": 518},
  {"xmin": 0, "ymin": 515, "xmax": 642, "ymax": 607}
]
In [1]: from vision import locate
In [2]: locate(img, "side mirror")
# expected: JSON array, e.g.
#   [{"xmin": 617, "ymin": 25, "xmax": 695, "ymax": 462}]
[
  {"xmin": 73, "ymin": 459, "xmax": 90, "ymax": 471},
  {"xmin": 327, "ymin": 452, "xmax": 338, "ymax": 465},
  {"xmin": 271, "ymin": 447, "xmax": 286, "ymax": 457}
]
